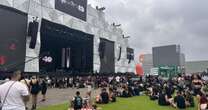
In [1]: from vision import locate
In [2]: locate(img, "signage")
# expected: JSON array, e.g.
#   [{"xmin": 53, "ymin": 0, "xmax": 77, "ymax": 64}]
[
  {"xmin": 55, "ymin": 0, "xmax": 87, "ymax": 21},
  {"xmin": 150, "ymin": 68, "xmax": 159, "ymax": 75}
]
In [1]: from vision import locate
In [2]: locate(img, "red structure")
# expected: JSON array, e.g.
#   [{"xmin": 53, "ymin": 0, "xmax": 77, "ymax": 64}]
[{"xmin": 135, "ymin": 63, "xmax": 144, "ymax": 76}]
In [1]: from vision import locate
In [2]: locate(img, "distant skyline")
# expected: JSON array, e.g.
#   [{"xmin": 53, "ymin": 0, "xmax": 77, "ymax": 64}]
[{"xmin": 89, "ymin": 0, "xmax": 208, "ymax": 61}]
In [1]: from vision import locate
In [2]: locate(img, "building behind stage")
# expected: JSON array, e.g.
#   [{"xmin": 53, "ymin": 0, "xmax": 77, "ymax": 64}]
[
  {"xmin": 185, "ymin": 61, "xmax": 208, "ymax": 74},
  {"xmin": 141, "ymin": 54, "xmax": 153, "ymax": 74},
  {"xmin": 152, "ymin": 45, "xmax": 185, "ymax": 67},
  {"xmin": 0, "ymin": 0, "xmax": 135, "ymax": 74}
]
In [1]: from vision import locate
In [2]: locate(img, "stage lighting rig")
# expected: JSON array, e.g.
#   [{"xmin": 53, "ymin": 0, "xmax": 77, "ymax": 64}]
[
  {"xmin": 122, "ymin": 35, "xmax": 130, "ymax": 39},
  {"xmin": 112, "ymin": 23, "xmax": 121, "ymax": 27},
  {"xmin": 96, "ymin": 6, "xmax": 106, "ymax": 11}
]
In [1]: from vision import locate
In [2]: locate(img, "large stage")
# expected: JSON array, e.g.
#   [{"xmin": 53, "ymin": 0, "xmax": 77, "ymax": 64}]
[
  {"xmin": 0, "ymin": 1, "xmax": 135, "ymax": 75},
  {"xmin": 40, "ymin": 19, "xmax": 94, "ymax": 73}
]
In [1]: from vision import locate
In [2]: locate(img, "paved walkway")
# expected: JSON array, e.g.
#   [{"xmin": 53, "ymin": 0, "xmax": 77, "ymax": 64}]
[{"xmin": 29, "ymin": 88, "xmax": 100, "ymax": 108}]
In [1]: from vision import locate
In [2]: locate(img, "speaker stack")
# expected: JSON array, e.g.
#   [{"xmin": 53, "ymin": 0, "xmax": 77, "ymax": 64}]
[
  {"xmin": 99, "ymin": 42, "xmax": 106, "ymax": 59},
  {"xmin": 28, "ymin": 19, "xmax": 39, "ymax": 49}
]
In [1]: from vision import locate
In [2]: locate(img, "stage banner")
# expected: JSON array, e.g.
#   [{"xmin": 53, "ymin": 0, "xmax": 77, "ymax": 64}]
[
  {"xmin": 55, "ymin": 0, "xmax": 87, "ymax": 21},
  {"xmin": 0, "ymin": 5, "xmax": 28, "ymax": 71}
]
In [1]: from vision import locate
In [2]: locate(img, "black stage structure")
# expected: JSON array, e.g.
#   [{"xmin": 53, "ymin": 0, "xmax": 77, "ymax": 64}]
[{"xmin": 40, "ymin": 19, "xmax": 94, "ymax": 74}]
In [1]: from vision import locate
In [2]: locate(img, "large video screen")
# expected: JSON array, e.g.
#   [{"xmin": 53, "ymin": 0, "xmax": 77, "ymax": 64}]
[
  {"xmin": 55, "ymin": 0, "xmax": 87, "ymax": 21},
  {"xmin": 0, "ymin": 5, "xmax": 28, "ymax": 71},
  {"xmin": 153, "ymin": 45, "xmax": 181, "ymax": 67}
]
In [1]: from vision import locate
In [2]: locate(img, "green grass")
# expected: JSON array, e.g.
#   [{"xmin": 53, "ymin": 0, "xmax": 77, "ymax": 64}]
[
  {"xmin": 38, "ymin": 96, "xmax": 197, "ymax": 110},
  {"xmin": 38, "ymin": 103, "xmax": 69, "ymax": 110}
]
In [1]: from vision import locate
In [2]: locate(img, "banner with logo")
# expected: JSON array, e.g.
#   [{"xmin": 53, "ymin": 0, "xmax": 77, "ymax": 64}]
[{"xmin": 55, "ymin": 0, "xmax": 87, "ymax": 21}]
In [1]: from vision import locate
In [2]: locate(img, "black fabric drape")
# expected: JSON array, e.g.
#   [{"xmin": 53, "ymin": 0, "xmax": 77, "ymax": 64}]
[{"xmin": 117, "ymin": 46, "xmax": 122, "ymax": 61}]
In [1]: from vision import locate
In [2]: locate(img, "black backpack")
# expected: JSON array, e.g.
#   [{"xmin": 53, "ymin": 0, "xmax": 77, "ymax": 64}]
[{"xmin": 74, "ymin": 96, "xmax": 83, "ymax": 109}]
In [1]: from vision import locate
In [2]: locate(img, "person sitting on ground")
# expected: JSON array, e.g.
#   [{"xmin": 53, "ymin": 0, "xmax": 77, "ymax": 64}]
[
  {"xmin": 192, "ymin": 75, "xmax": 203, "ymax": 96},
  {"xmin": 185, "ymin": 91, "xmax": 195, "ymax": 107},
  {"xmin": 128, "ymin": 85, "xmax": 134, "ymax": 96},
  {"xmin": 174, "ymin": 91, "xmax": 186, "ymax": 109},
  {"xmin": 100, "ymin": 88, "xmax": 109, "ymax": 104},
  {"xmin": 199, "ymin": 93, "xmax": 208, "ymax": 110},
  {"xmin": 133, "ymin": 82, "xmax": 140, "ymax": 96},
  {"xmin": 165, "ymin": 84, "xmax": 174, "ymax": 99},
  {"xmin": 95, "ymin": 88, "xmax": 109, "ymax": 104},
  {"xmin": 109, "ymin": 87, "xmax": 116, "ymax": 102},
  {"xmin": 95, "ymin": 95, "xmax": 101, "ymax": 104},
  {"xmin": 72, "ymin": 91, "xmax": 83, "ymax": 110},
  {"xmin": 83, "ymin": 92, "xmax": 92, "ymax": 109},
  {"xmin": 121, "ymin": 85, "xmax": 131, "ymax": 98},
  {"xmin": 158, "ymin": 90, "xmax": 170, "ymax": 106},
  {"xmin": 150, "ymin": 85, "xmax": 159, "ymax": 100}
]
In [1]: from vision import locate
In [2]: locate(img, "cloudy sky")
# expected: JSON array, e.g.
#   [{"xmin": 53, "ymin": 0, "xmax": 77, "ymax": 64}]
[{"xmin": 88, "ymin": 0, "xmax": 208, "ymax": 61}]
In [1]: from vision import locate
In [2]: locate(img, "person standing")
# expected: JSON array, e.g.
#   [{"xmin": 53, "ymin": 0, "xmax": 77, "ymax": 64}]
[
  {"xmin": 40, "ymin": 78, "xmax": 47, "ymax": 102},
  {"xmin": 0, "ymin": 70, "xmax": 30, "ymax": 110},
  {"xmin": 30, "ymin": 76, "xmax": 40, "ymax": 110}
]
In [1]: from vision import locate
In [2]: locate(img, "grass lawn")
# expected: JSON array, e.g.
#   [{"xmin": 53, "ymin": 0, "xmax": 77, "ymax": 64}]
[{"xmin": 38, "ymin": 96, "xmax": 197, "ymax": 110}]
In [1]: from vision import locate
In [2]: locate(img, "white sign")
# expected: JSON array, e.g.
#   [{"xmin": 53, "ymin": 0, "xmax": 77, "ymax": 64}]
[{"xmin": 150, "ymin": 68, "xmax": 159, "ymax": 75}]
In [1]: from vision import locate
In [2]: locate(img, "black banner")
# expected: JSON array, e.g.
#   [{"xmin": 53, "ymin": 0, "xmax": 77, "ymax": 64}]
[
  {"xmin": 0, "ymin": 5, "xmax": 28, "ymax": 71},
  {"xmin": 127, "ymin": 48, "xmax": 134, "ymax": 60},
  {"xmin": 55, "ymin": 0, "xmax": 87, "ymax": 21}
]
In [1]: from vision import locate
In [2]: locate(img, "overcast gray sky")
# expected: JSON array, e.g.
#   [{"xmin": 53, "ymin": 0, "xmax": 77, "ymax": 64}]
[{"xmin": 88, "ymin": 0, "xmax": 208, "ymax": 61}]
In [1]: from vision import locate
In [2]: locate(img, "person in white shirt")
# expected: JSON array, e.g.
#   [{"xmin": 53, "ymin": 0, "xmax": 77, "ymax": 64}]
[
  {"xmin": 116, "ymin": 76, "xmax": 120, "ymax": 83},
  {"xmin": 0, "ymin": 70, "xmax": 30, "ymax": 110}
]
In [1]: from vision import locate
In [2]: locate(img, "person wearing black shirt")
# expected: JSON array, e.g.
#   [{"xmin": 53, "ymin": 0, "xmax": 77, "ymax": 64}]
[
  {"xmin": 41, "ymin": 78, "xmax": 47, "ymax": 102},
  {"xmin": 30, "ymin": 76, "xmax": 40, "ymax": 110},
  {"xmin": 73, "ymin": 91, "xmax": 83, "ymax": 110},
  {"xmin": 100, "ymin": 88, "xmax": 109, "ymax": 104},
  {"xmin": 174, "ymin": 91, "xmax": 186, "ymax": 109},
  {"xmin": 185, "ymin": 91, "xmax": 195, "ymax": 107},
  {"xmin": 158, "ymin": 90, "xmax": 170, "ymax": 106}
]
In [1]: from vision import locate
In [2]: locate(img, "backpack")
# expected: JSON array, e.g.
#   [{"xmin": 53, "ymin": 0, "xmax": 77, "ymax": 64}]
[{"xmin": 74, "ymin": 96, "xmax": 83, "ymax": 109}]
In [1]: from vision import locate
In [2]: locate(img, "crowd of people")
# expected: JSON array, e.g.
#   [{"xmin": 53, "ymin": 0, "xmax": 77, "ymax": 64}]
[
  {"xmin": 1, "ymin": 70, "xmax": 208, "ymax": 110},
  {"xmin": 68, "ymin": 73, "xmax": 208, "ymax": 110}
]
